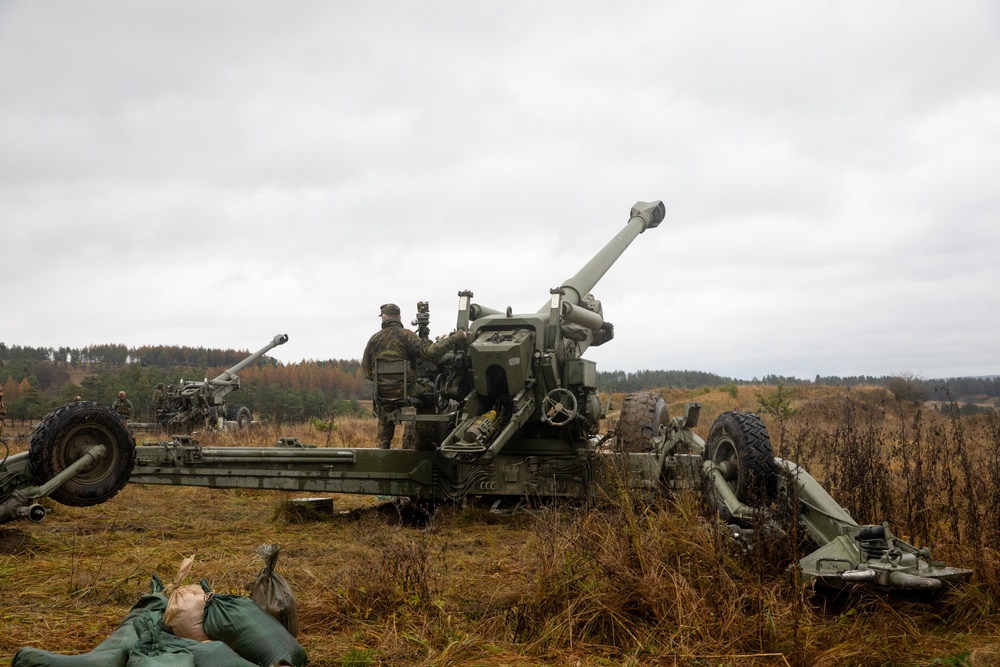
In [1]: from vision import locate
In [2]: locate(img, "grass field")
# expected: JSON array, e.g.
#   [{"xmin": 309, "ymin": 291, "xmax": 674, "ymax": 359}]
[{"xmin": 2, "ymin": 385, "xmax": 1000, "ymax": 666}]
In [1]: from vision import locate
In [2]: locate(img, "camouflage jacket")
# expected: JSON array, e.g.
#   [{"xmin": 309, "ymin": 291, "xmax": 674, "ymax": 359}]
[
  {"xmin": 152, "ymin": 388, "xmax": 167, "ymax": 409},
  {"xmin": 0, "ymin": 397, "xmax": 5, "ymax": 417},
  {"xmin": 362, "ymin": 320, "xmax": 459, "ymax": 399},
  {"xmin": 112, "ymin": 398, "xmax": 134, "ymax": 417}
]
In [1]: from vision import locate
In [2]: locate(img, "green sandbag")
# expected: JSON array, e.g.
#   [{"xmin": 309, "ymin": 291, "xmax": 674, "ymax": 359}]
[
  {"xmin": 182, "ymin": 641, "xmax": 258, "ymax": 667},
  {"xmin": 11, "ymin": 647, "xmax": 128, "ymax": 667},
  {"xmin": 139, "ymin": 635, "xmax": 260, "ymax": 667},
  {"xmin": 125, "ymin": 610, "xmax": 257, "ymax": 667},
  {"xmin": 93, "ymin": 577, "xmax": 169, "ymax": 654},
  {"xmin": 125, "ymin": 614, "xmax": 195, "ymax": 667},
  {"xmin": 124, "ymin": 648, "xmax": 194, "ymax": 667},
  {"xmin": 200, "ymin": 581, "xmax": 307, "ymax": 667}
]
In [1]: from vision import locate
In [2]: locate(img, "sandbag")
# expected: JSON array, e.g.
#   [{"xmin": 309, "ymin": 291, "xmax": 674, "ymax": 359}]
[
  {"xmin": 124, "ymin": 650, "xmax": 194, "ymax": 667},
  {"xmin": 122, "ymin": 611, "xmax": 256, "ymax": 667},
  {"xmin": 125, "ymin": 615, "xmax": 195, "ymax": 667},
  {"xmin": 249, "ymin": 543, "xmax": 299, "ymax": 637},
  {"xmin": 162, "ymin": 556, "xmax": 210, "ymax": 642},
  {"xmin": 162, "ymin": 585, "xmax": 209, "ymax": 642},
  {"xmin": 123, "ymin": 640, "xmax": 255, "ymax": 667},
  {"xmin": 201, "ymin": 580, "xmax": 307, "ymax": 667},
  {"xmin": 12, "ymin": 647, "xmax": 128, "ymax": 667},
  {"xmin": 93, "ymin": 576, "xmax": 169, "ymax": 654},
  {"xmin": 183, "ymin": 641, "xmax": 258, "ymax": 667}
]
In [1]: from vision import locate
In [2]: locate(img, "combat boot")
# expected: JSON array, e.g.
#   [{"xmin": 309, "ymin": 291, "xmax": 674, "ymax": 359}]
[{"xmin": 378, "ymin": 441, "xmax": 391, "ymax": 450}]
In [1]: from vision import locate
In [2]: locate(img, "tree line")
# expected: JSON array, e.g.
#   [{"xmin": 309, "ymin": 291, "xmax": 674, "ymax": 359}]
[
  {"xmin": 2, "ymin": 342, "xmax": 997, "ymax": 423},
  {"xmin": 595, "ymin": 368, "xmax": 1000, "ymax": 402},
  {"xmin": 0, "ymin": 342, "xmax": 263, "ymax": 368}
]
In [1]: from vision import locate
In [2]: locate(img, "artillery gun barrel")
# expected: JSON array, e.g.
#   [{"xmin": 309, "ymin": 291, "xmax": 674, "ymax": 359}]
[
  {"xmin": 538, "ymin": 200, "xmax": 663, "ymax": 313},
  {"xmin": 212, "ymin": 334, "xmax": 289, "ymax": 383}
]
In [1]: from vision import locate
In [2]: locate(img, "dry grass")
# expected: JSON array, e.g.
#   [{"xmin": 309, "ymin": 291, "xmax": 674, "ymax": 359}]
[{"xmin": 2, "ymin": 389, "xmax": 1000, "ymax": 666}]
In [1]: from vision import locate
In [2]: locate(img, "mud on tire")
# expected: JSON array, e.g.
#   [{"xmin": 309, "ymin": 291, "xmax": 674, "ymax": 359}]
[
  {"xmin": 226, "ymin": 404, "xmax": 252, "ymax": 429},
  {"xmin": 703, "ymin": 410, "xmax": 776, "ymax": 504},
  {"xmin": 29, "ymin": 401, "xmax": 136, "ymax": 507},
  {"xmin": 615, "ymin": 391, "xmax": 670, "ymax": 452}
]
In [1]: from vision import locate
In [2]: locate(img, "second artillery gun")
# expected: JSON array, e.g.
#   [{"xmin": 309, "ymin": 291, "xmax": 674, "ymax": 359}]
[
  {"xmin": 153, "ymin": 335, "xmax": 288, "ymax": 432},
  {"xmin": 0, "ymin": 201, "xmax": 972, "ymax": 592}
]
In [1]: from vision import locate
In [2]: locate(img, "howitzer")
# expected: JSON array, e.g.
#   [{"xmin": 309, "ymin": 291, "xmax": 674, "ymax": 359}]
[
  {"xmin": 156, "ymin": 334, "xmax": 288, "ymax": 431},
  {"xmin": 0, "ymin": 201, "xmax": 972, "ymax": 591},
  {"xmin": 423, "ymin": 201, "xmax": 664, "ymax": 460}
]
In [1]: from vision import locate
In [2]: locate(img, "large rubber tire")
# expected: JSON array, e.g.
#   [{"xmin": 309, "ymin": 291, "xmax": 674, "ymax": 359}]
[
  {"xmin": 29, "ymin": 402, "xmax": 136, "ymax": 507},
  {"xmin": 616, "ymin": 391, "xmax": 670, "ymax": 452},
  {"xmin": 226, "ymin": 405, "xmax": 252, "ymax": 429},
  {"xmin": 704, "ymin": 411, "xmax": 776, "ymax": 504}
]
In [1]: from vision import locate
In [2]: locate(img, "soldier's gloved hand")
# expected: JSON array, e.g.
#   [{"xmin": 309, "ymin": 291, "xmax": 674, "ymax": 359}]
[{"xmin": 449, "ymin": 329, "xmax": 469, "ymax": 345}]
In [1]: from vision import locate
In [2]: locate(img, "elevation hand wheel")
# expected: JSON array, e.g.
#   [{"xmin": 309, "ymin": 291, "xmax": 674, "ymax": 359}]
[{"xmin": 541, "ymin": 388, "xmax": 578, "ymax": 426}]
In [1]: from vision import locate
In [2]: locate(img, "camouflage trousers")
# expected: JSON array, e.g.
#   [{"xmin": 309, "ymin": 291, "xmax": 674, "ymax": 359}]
[
  {"xmin": 375, "ymin": 379, "xmax": 437, "ymax": 450},
  {"xmin": 376, "ymin": 411, "xmax": 397, "ymax": 446},
  {"xmin": 376, "ymin": 413, "xmax": 436, "ymax": 451}
]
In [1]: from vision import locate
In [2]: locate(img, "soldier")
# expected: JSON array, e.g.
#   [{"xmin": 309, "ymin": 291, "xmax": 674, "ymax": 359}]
[
  {"xmin": 151, "ymin": 382, "xmax": 166, "ymax": 419},
  {"xmin": 362, "ymin": 303, "xmax": 467, "ymax": 449},
  {"xmin": 112, "ymin": 390, "xmax": 134, "ymax": 420}
]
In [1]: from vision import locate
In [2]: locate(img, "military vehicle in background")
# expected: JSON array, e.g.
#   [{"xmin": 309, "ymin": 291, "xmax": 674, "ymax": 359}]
[
  {"xmin": 151, "ymin": 335, "xmax": 288, "ymax": 432},
  {"xmin": 0, "ymin": 201, "xmax": 972, "ymax": 591}
]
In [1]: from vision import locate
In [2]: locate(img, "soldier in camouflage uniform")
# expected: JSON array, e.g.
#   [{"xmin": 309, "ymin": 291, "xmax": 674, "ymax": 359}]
[
  {"xmin": 151, "ymin": 382, "xmax": 166, "ymax": 420},
  {"xmin": 362, "ymin": 303, "xmax": 467, "ymax": 449},
  {"xmin": 112, "ymin": 390, "xmax": 134, "ymax": 420},
  {"xmin": 0, "ymin": 387, "xmax": 6, "ymax": 441}
]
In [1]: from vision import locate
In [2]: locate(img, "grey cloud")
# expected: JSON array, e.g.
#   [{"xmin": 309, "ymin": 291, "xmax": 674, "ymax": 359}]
[{"xmin": 2, "ymin": 0, "xmax": 999, "ymax": 379}]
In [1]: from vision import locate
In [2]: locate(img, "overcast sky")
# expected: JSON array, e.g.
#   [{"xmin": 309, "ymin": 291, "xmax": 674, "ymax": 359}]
[{"xmin": 2, "ymin": 1, "xmax": 998, "ymax": 381}]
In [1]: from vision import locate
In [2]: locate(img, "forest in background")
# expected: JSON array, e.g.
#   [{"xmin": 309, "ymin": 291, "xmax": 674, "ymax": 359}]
[{"xmin": 1, "ymin": 341, "xmax": 998, "ymax": 423}]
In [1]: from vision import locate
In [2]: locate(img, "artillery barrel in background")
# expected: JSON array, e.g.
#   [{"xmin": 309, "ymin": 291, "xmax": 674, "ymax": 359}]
[{"xmin": 210, "ymin": 334, "xmax": 289, "ymax": 385}]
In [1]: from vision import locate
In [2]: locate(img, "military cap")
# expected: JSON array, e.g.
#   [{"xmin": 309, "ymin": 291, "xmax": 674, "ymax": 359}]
[{"xmin": 380, "ymin": 303, "xmax": 401, "ymax": 318}]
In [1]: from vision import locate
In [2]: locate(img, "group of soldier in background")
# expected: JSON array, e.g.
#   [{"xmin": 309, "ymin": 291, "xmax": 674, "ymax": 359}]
[
  {"xmin": 107, "ymin": 382, "xmax": 168, "ymax": 422},
  {"xmin": 0, "ymin": 386, "xmax": 155, "ymax": 432}
]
